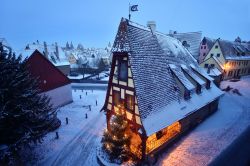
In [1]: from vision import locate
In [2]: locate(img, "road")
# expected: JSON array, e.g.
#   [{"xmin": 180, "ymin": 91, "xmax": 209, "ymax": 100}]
[
  {"xmin": 71, "ymin": 83, "xmax": 107, "ymax": 90},
  {"xmin": 51, "ymin": 114, "xmax": 106, "ymax": 166}
]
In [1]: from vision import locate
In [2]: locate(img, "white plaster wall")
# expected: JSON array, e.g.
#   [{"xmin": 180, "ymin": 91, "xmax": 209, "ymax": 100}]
[{"xmin": 41, "ymin": 84, "xmax": 73, "ymax": 109}]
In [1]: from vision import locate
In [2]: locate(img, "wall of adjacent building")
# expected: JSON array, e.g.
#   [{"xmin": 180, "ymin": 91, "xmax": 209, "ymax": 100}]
[
  {"xmin": 204, "ymin": 41, "xmax": 225, "ymax": 64},
  {"xmin": 199, "ymin": 43, "xmax": 210, "ymax": 63},
  {"xmin": 57, "ymin": 65, "xmax": 70, "ymax": 75},
  {"xmin": 41, "ymin": 84, "xmax": 73, "ymax": 109},
  {"xmin": 224, "ymin": 60, "xmax": 250, "ymax": 79}
]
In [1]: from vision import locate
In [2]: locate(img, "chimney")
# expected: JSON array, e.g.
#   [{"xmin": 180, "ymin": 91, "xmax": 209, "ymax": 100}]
[
  {"xmin": 55, "ymin": 42, "xmax": 59, "ymax": 60},
  {"xmin": 147, "ymin": 21, "xmax": 156, "ymax": 33},
  {"xmin": 43, "ymin": 41, "xmax": 48, "ymax": 59}
]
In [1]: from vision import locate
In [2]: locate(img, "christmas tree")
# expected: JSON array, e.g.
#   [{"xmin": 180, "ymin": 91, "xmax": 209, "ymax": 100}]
[
  {"xmin": 0, "ymin": 42, "xmax": 60, "ymax": 151},
  {"xmin": 101, "ymin": 105, "xmax": 131, "ymax": 162}
]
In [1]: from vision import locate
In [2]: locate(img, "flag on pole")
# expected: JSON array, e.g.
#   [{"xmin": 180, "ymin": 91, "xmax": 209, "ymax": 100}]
[{"xmin": 130, "ymin": 5, "xmax": 138, "ymax": 12}]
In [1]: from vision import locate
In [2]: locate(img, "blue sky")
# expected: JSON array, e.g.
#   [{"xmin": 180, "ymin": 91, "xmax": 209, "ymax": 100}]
[{"xmin": 1, "ymin": 0, "xmax": 250, "ymax": 50}]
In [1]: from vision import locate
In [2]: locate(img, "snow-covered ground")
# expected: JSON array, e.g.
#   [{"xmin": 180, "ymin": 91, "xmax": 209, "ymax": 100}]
[
  {"xmin": 23, "ymin": 76, "xmax": 250, "ymax": 166},
  {"xmin": 23, "ymin": 88, "xmax": 107, "ymax": 166},
  {"xmin": 157, "ymin": 76, "xmax": 250, "ymax": 166}
]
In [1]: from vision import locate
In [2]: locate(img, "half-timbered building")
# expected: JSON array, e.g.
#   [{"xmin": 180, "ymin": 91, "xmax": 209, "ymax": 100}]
[{"xmin": 102, "ymin": 18, "xmax": 223, "ymax": 160}]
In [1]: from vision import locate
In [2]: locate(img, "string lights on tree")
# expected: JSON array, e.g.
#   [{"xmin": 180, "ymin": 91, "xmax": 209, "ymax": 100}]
[{"xmin": 101, "ymin": 104, "xmax": 132, "ymax": 163}]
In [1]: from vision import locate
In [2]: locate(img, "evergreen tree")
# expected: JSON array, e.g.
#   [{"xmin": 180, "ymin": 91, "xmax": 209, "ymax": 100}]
[
  {"xmin": 101, "ymin": 105, "xmax": 131, "ymax": 162},
  {"xmin": 0, "ymin": 42, "xmax": 59, "ymax": 151}
]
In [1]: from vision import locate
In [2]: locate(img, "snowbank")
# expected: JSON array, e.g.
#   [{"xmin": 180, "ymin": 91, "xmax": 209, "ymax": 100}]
[{"xmin": 157, "ymin": 76, "xmax": 250, "ymax": 165}]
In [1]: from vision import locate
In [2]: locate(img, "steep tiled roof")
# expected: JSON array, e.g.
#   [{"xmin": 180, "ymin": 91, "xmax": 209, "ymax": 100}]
[
  {"xmin": 112, "ymin": 18, "xmax": 223, "ymax": 136},
  {"xmin": 171, "ymin": 31, "xmax": 202, "ymax": 60},
  {"xmin": 202, "ymin": 37, "xmax": 215, "ymax": 49},
  {"xmin": 218, "ymin": 39, "xmax": 250, "ymax": 60}
]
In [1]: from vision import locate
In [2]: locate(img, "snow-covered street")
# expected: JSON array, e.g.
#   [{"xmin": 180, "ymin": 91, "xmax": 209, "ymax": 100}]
[
  {"xmin": 157, "ymin": 76, "xmax": 250, "ymax": 166},
  {"xmin": 23, "ymin": 88, "xmax": 107, "ymax": 166}
]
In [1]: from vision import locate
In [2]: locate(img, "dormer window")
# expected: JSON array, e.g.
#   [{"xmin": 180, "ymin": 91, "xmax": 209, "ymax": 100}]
[
  {"xmin": 206, "ymin": 80, "xmax": 211, "ymax": 89},
  {"xmin": 215, "ymin": 45, "xmax": 218, "ymax": 49},
  {"xmin": 196, "ymin": 84, "xmax": 201, "ymax": 94},
  {"xmin": 184, "ymin": 90, "xmax": 191, "ymax": 100},
  {"xmin": 118, "ymin": 59, "xmax": 128, "ymax": 81}
]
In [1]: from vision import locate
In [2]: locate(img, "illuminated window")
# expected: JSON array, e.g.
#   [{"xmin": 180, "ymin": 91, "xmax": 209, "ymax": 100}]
[
  {"xmin": 113, "ymin": 91, "xmax": 120, "ymax": 106},
  {"xmin": 126, "ymin": 95, "xmax": 134, "ymax": 110}
]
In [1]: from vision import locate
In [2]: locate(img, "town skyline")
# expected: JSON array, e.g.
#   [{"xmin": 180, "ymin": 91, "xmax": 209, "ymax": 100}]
[{"xmin": 1, "ymin": 0, "xmax": 250, "ymax": 50}]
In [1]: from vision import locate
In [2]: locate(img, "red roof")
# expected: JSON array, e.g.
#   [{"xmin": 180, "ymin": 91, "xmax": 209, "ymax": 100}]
[{"xmin": 26, "ymin": 50, "xmax": 71, "ymax": 92}]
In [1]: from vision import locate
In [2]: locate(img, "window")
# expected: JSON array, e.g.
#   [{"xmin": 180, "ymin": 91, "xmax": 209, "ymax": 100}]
[
  {"xmin": 118, "ymin": 60, "xmax": 128, "ymax": 81},
  {"xmin": 196, "ymin": 84, "xmax": 201, "ymax": 94},
  {"xmin": 215, "ymin": 45, "xmax": 218, "ymax": 49},
  {"xmin": 184, "ymin": 90, "xmax": 191, "ymax": 100},
  {"xmin": 217, "ymin": 53, "xmax": 220, "ymax": 57},
  {"xmin": 156, "ymin": 130, "xmax": 163, "ymax": 140},
  {"xmin": 210, "ymin": 53, "xmax": 214, "ymax": 57},
  {"xmin": 201, "ymin": 46, "xmax": 203, "ymax": 49},
  {"xmin": 203, "ymin": 53, "xmax": 206, "ymax": 56},
  {"xmin": 204, "ymin": 64, "xmax": 209, "ymax": 68},
  {"xmin": 211, "ymin": 64, "xmax": 215, "ymax": 68},
  {"xmin": 126, "ymin": 95, "xmax": 134, "ymax": 110},
  {"xmin": 204, "ymin": 46, "xmax": 206, "ymax": 49},
  {"xmin": 113, "ymin": 91, "xmax": 120, "ymax": 106},
  {"xmin": 228, "ymin": 71, "xmax": 233, "ymax": 77}
]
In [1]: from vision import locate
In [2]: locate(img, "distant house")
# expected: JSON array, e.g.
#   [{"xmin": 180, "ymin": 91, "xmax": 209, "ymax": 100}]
[
  {"xmin": 199, "ymin": 37, "xmax": 216, "ymax": 63},
  {"xmin": 19, "ymin": 41, "xmax": 70, "ymax": 75},
  {"xmin": 170, "ymin": 31, "xmax": 202, "ymax": 61},
  {"xmin": 26, "ymin": 50, "xmax": 72, "ymax": 108},
  {"xmin": 102, "ymin": 18, "xmax": 223, "ymax": 161},
  {"xmin": 200, "ymin": 37, "xmax": 250, "ymax": 80}
]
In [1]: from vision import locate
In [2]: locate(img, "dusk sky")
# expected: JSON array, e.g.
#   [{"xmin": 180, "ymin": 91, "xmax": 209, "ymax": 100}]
[{"xmin": 1, "ymin": 0, "xmax": 250, "ymax": 51}]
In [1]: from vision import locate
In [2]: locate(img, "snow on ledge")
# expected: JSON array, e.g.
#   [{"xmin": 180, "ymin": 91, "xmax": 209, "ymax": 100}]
[{"xmin": 142, "ymin": 83, "xmax": 224, "ymax": 136}]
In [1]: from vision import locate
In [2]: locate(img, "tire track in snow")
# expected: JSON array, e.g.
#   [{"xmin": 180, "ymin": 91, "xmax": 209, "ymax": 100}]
[{"xmin": 51, "ymin": 114, "xmax": 106, "ymax": 166}]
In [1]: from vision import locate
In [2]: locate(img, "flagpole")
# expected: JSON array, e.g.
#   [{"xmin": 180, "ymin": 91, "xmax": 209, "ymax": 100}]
[{"xmin": 129, "ymin": 3, "xmax": 131, "ymax": 20}]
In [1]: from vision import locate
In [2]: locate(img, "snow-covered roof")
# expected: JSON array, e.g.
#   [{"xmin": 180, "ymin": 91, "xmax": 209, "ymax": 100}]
[
  {"xmin": 218, "ymin": 39, "xmax": 250, "ymax": 60},
  {"xmin": 17, "ymin": 42, "xmax": 70, "ymax": 66},
  {"xmin": 207, "ymin": 68, "xmax": 222, "ymax": 77},
  {"xmin": 112, "ymin": 18, "xmax": 223, "ymax": 136},
  {"xmin": 144, "ymin": 84, "xmax": 223, "ymax": 136},
  {"xmin": 170, "ymin": 31, "xmax": 202, "ymax": 60},
  {"xmin": 170, "ymin": 64, "xmax": 195, "ymax": 91},
  {"xmin": 181, "ymin": 66, "xmax": 206, "ymax": 86}
]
